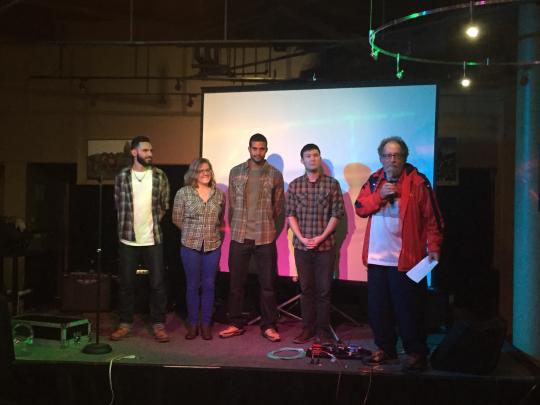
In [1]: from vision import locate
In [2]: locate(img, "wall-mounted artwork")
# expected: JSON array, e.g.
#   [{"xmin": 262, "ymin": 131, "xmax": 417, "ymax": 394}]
[{"xmin": 87, "ymin": 140, "xmax": 131, "ymax": 180}]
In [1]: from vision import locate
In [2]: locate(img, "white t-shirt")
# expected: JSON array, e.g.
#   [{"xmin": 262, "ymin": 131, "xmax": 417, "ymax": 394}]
[
  {"xmin": 367, "ymin": 197, "xmax": 402, "ymax": 266},
  {"xmin": 121, "ymin": 169, "xmax": 154, "ymax": 246}
]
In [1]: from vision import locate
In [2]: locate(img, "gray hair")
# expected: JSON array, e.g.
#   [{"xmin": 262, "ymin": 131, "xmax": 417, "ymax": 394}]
[{"xmin": 377, "ymin": 136, "xmax": 409, "ymax": 160}]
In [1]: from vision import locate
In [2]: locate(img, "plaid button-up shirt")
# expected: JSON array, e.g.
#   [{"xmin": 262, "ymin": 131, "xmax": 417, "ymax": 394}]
[
  {"xmin": 114, "ymin": 166, "xmax": 170, "ymax": 244},
  {"xmin": 172, "ymin": 185, "xmax": 225, "ymax": 252},
  {"xmin": 286, "ymin": 174, "xmax": 345, "ymax": 251},
  {"xmin": 228, "ymin": 160, "xmax": 284, "ymax": 245}
]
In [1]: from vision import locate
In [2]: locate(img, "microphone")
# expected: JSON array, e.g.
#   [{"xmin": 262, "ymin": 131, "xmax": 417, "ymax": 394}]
[{"xmin": 387, "ymin": 178, "xmax": 397, "ymax": 205}]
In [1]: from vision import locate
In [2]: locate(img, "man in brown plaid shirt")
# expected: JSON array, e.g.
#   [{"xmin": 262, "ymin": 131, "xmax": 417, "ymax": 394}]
[
  {"xmin": 219, "ymin": 133, "xmax": 284, "ymax": 342},
  {"xmin": 287, "ymin": 143, "xmax": 344, "ymax": 344}
]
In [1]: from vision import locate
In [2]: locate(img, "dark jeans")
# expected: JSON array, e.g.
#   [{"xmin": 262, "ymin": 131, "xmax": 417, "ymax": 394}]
[
  {"xmin": 118, "ymin": 243, "xmax": 167, "ymax": 326},
  {"xmin": 228, "ymin": 239, "xmax": 278, "ymax": 330},
  {"xmin": 367, "ymin": 264, "xmax": 428, "ymax": 356},
  {"xmin": 180, "ymin": 245, "xmax": 221, "ymax": 326},
  {"xmin": 294, "ymin": 248, "xmax": 335, "ymax": 338}
]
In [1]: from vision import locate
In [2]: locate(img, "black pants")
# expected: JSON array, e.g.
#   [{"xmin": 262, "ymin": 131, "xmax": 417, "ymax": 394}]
[
  {"xmin": 294, "ymin": 248, "xmax": 335, "ymax": 338},
  {"xmin": 118, "ymin": 243, "xmax": 167, "ymax": 326},
  {"xmin": 367, "ymin": 264, "xmax": 428, "ymax": 356},
  {"xmin": 227, "ymin": 240, "xmax": 278, "ymax": 330}
]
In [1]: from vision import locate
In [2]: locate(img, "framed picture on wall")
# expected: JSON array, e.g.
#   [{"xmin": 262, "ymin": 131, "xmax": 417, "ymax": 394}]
[{"xmin": 86, "ymin": 140, "xmax": 131, "ymax": 180}]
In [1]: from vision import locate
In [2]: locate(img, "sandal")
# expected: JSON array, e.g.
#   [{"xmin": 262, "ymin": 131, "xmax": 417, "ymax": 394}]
[
  {"xmin": 261, "ymin": 327, "xmax": 281, "ymax": 342},
  {"xmin": 219, "ymin": 325, "xmax": 245, "ymax": 339}
]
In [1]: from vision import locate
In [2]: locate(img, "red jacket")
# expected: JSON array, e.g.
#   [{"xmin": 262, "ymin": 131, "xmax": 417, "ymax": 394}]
[{"xmin": 355, "ymin": 163, "xmax": 443, "ymax": 271}]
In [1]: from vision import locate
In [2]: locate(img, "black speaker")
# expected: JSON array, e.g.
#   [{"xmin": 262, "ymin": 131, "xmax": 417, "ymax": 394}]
[
  {"xmin": 0, "ymin": 293, "xmax": 14, "ymax": 374},
  {"xmin": 61, "ymin": 272, "xmax": 111, "ymax": 312},
  {"xmin": 430, "ymin": 318, "xmax": 506, "ymax": 374}
]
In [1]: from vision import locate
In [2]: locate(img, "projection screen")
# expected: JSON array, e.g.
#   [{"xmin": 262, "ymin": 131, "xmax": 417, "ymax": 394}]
[{"xmin": 202, "ymin": 84, "xmax": 437, "ymax": 282}]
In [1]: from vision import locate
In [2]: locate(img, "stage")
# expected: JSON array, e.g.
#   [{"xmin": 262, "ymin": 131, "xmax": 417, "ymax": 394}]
[{"xmin": 5, "ymin": 312, "xmax": 539, "ymax": 405}]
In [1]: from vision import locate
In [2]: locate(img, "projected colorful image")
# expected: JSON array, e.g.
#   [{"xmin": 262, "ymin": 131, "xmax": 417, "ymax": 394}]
[{"xmin": 202, "ymin": 84, "xmax": 437, "ymax": 282}]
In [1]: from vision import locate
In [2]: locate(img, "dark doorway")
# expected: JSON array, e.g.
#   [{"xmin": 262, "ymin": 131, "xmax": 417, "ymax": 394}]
[
  {"xmin": 436, "ymin": 168, "xmax": 497, "ymax": 319},
  {"xmin": 25, "ymin": 163, "xmax": 77, "ymax": 308}
]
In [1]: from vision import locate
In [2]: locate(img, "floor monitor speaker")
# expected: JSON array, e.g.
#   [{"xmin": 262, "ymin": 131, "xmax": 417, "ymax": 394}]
[{"xmin": 430, "ymin": 318, "xmax": 506, "ymax": 374}]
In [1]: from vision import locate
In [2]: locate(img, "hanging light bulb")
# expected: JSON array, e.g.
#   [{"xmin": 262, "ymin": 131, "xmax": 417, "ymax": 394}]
[
  {"xmin": 460, "ymin": 62, "xmax": 471, "ymax": 87},
  {"xmin": 465, "ymin": 1, "xmax": 480, "ymax": 39},
  {"xmin": 465, "ymin": 25, "xmax": 479, "ymax": 39}
]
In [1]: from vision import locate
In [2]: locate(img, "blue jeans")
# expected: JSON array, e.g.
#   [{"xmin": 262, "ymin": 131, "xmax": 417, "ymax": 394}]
[
  {"xmin": 181, "ymin": 245, "xmax": 221, "ymax": 326},
  {"xmin": 367, "ymin": 264, "xmax": 428, "ymax": 356},
  {"xmin": 118, "ymin": 243, "xmax": 167, "ymax": 326},
  {"xmin": 294, "ymin": 248, "xmax": 335, "ymax": 338}
]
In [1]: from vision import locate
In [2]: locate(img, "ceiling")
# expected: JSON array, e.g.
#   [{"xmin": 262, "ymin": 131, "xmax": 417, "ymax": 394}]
[
  {"xmin": 0, "ymin": 1, "xmax": 461, "ymax": 42},
  {"xmin": 0, "ymin": 0, "xmax": 525, "ymax": 85}
]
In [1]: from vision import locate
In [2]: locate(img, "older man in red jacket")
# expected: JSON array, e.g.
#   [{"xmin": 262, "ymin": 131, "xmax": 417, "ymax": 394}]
[{"xmin": 355, "ymin": 136, "xmax": 443, "ymax": 372}]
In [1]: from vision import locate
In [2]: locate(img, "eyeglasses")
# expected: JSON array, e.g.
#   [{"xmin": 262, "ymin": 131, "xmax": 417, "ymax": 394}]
[
  {"xmin": 197, "ymin": 168, "xmax": 212, "ymax": 174},
  {"xmin": 381, "ymin": 153, "xmax": 404, "ymax": 160}
]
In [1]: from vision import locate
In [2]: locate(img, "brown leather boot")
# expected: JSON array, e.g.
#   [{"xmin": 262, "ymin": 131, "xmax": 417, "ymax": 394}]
[
  {"xmin": 185, "ymin": 324, "xmax": 198, "ymax": 340},
  {"xmin": 110, "ymin": 325, "xmax": 131, "ymax": 341},
  {"xmin": 153, "ymin": 327, "xmax": 170, "ymax": 343},
  {"xmin": 200, "ymin": 325, "xmax": 212, "ymax": 340},
  {"xmin": 292, "ymin": 328, "xmax": 315, "ymax": 344}
]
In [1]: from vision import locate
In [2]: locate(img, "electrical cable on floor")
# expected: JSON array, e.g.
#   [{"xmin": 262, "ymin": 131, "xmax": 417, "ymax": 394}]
[
  {"xmin": 108, "ymin": 354, "xmax": 136, "ymax": 405},
  {"xmin": 361, "ymin": 366, "xmax": 373, "ymax": 405},
  {"xmin": 318, "ymin": 349, "xmax": 349, "ymax": 404},
  {"xmin": 516, "ymin": 383, "xmax": 538, "ymax": 405},
  {"xmin": 334, "ymin": 370, "xmax": 342, "ymax": 404},
  {"xmin": 266, "ymin": 347, "xmax": 306, "ymax": 360},
  {"xmin": 267, "ymin": 345, "xmax": 351, "ymax": 403}
]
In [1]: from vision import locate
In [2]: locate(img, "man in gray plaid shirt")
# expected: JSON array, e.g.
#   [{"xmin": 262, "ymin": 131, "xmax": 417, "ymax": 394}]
[
  {"xmin": 111, "ymin": 136, "xmax": 170, "ymax": 343},
  {"xmin": 219, "ymin": 133, "xmax": 284, "ymax": 342},
  {"xmin": 287, "ymin": 143, "xmax": 344, "ymax": 344}
]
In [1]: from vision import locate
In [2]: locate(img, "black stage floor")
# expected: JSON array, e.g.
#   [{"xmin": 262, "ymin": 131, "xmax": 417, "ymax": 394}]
[{"xmin": 5, "ymin": 312, "xmax": 540, "ymax": 405}]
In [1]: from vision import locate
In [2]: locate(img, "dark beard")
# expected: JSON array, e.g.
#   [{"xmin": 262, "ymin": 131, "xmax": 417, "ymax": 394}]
[{"xmin": 136, "ymin": 154, "xmax": 152, "ymax": 167}]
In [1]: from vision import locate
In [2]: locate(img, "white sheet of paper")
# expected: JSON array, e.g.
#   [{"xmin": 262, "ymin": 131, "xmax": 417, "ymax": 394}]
[{"xmin": 406, "ymin": 256, "xmax": 438, "ymax": 283}]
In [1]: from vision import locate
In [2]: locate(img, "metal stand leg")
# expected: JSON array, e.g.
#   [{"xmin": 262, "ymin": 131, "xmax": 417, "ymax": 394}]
[
  {"xmin": 331, "ymin": 304, "xmax": 363, "ymax": 327},
  {"xmin": 11, "ymin": 255, "xmax": 19, "ymax": 316},
  {"xmin": 247, "ymin": 293, "xmax": 364, "ymax": 344},
  {"xmin": 247, "ymin": 293, "xmax": 302, "ymax": 325}
]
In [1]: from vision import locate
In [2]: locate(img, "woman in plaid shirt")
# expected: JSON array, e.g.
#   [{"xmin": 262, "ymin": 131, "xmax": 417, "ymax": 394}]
[{"xmin": 172, "ymin": 158, "xmax": 225, "ymax": 340}]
